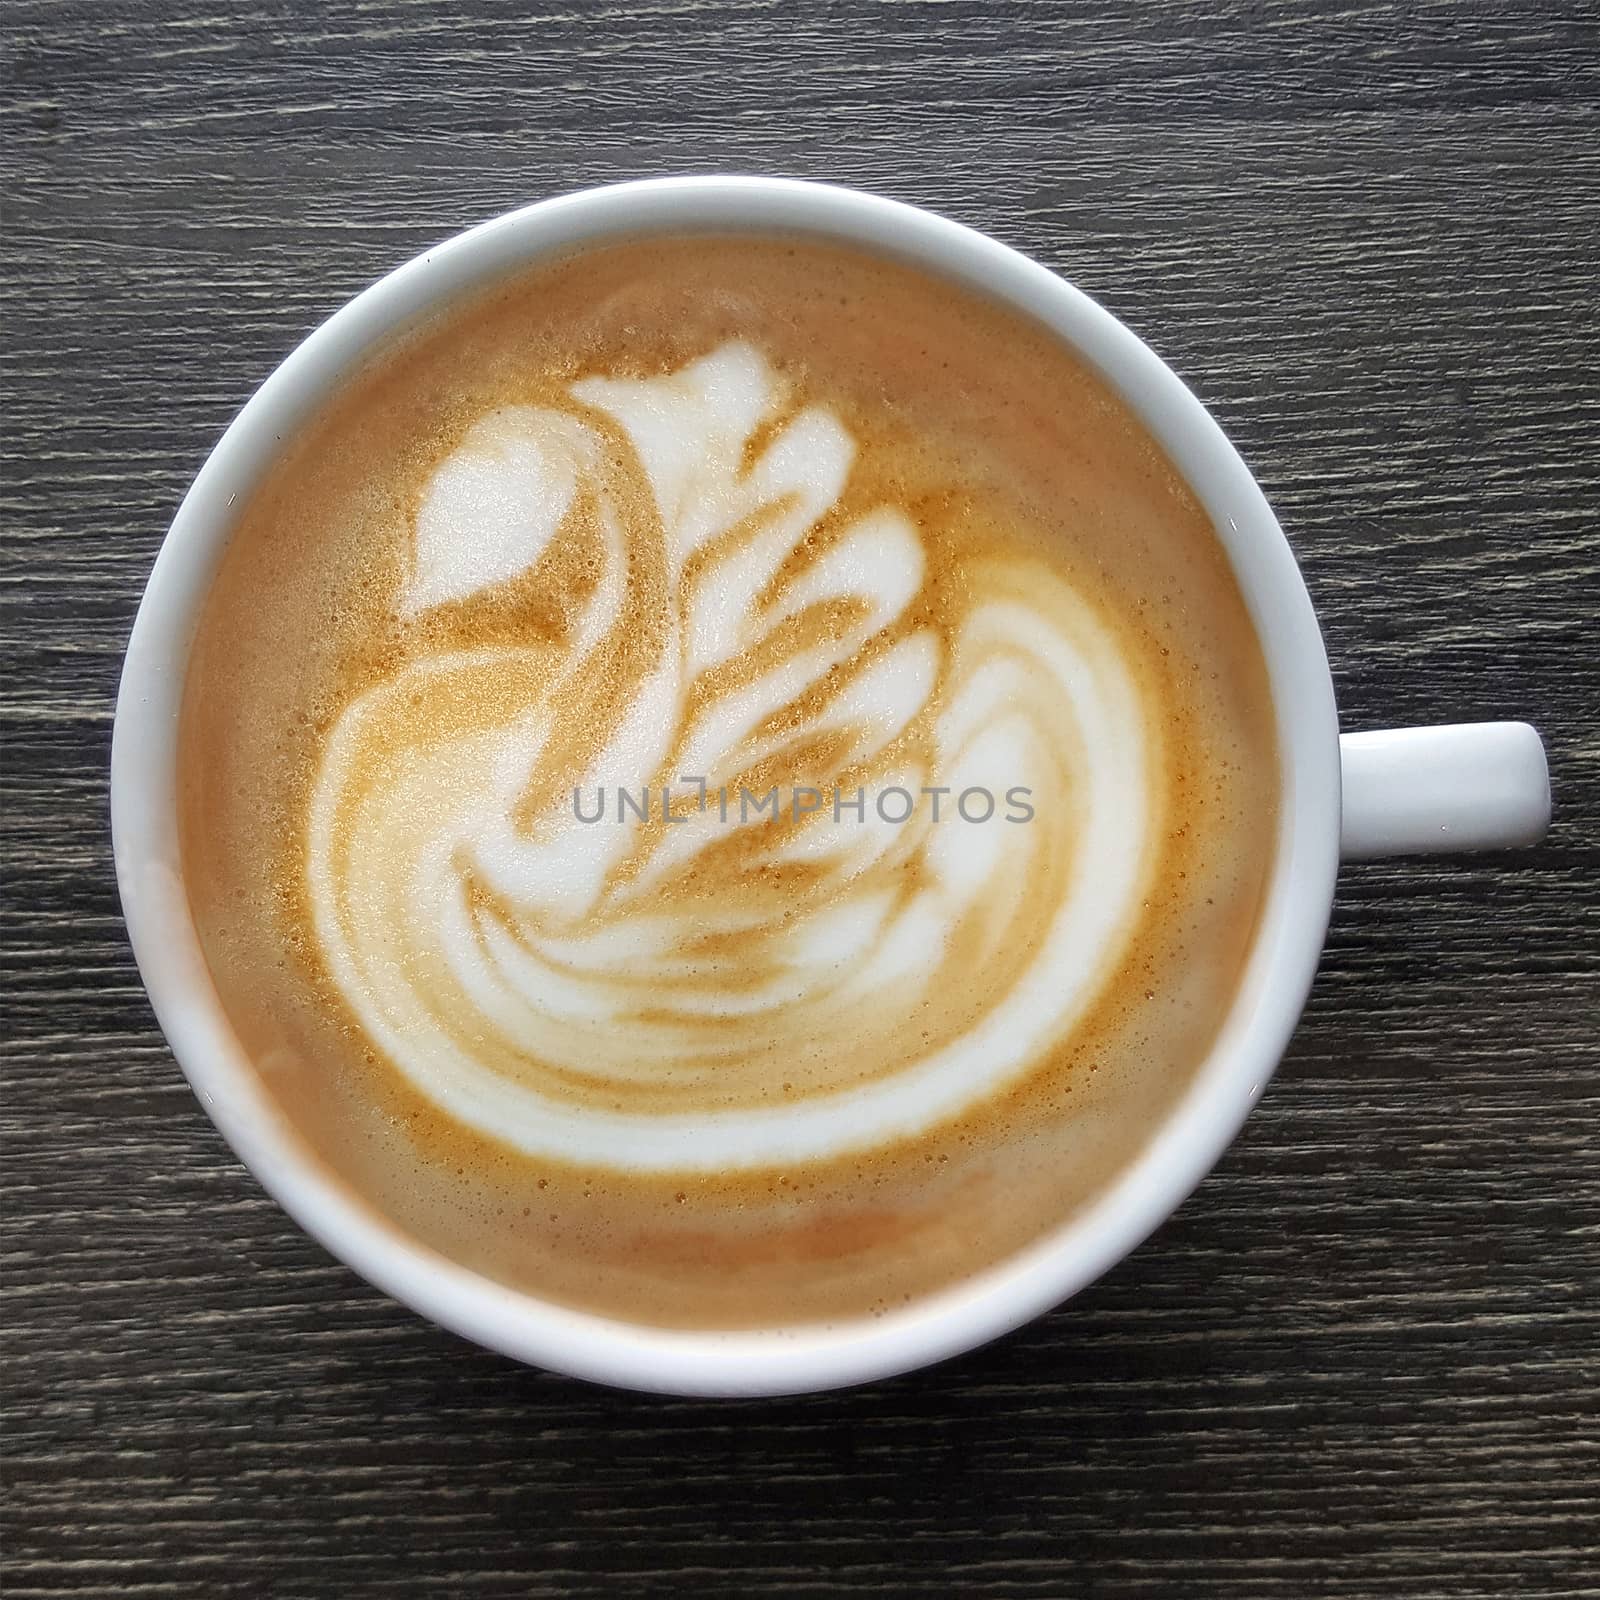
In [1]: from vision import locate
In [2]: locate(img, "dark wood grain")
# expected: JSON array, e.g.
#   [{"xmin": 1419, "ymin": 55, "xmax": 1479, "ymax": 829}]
[{"xmin": 4, "ymin": 1, "xmax": 1598, "ymax": 1595}]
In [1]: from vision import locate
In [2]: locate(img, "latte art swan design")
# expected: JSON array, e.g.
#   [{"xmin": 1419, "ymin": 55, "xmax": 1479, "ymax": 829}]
[{"xmin": 308, "ymin": 343, "xmax": 1160, "ymax": 1170}]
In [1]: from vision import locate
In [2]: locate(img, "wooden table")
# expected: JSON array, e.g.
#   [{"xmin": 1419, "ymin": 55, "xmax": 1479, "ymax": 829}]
[{"xmin": 5, "ymin": 2, "xmax": 1597, "ymax": 1594}]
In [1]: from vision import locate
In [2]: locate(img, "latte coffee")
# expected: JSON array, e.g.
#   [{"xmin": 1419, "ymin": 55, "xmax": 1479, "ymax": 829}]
[{"xmin": 180, "ymin": 235, "xmax": 1279, "ymax": 1328}]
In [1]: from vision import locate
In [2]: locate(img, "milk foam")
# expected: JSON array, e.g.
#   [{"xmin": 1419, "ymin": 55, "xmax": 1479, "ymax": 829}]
[{"xmin": 308, "ymin": 342, "xmax": 1160, "ymax": 1172}]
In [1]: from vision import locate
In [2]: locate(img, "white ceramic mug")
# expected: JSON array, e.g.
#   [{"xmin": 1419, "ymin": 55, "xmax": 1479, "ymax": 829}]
[{"xmin": 112, "ymin": 177, "xmax": 1551, "ymax": 1396}]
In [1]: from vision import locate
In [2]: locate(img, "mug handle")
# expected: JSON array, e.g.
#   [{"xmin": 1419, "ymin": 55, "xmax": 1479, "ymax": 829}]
[{"xmin": 1340, "ymin": 722, "xmax": 1551, "ymax": 859}]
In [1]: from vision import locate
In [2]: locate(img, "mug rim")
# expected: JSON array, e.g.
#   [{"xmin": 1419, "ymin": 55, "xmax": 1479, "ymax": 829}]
[{"xmin": 111, "ymin": 175, "xmax": 1340, "ymax": 1396}]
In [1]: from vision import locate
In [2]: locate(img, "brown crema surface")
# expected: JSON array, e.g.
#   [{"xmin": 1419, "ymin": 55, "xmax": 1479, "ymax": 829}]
[{"xmin": 179, "ymin": 235, "xmax": 1279, "ymax": 1329}]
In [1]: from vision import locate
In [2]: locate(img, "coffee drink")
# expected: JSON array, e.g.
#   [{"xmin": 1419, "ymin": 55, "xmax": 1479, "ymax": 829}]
[{"xmin": 180, "ymin": 235, "xmax": 1278, "ymax": 1327}]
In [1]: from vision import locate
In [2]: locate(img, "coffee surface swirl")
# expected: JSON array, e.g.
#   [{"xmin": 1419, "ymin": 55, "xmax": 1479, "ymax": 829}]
[{"xmin": 181, "ymin": 237, "xmax": 1278, "ymax": 1326}]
